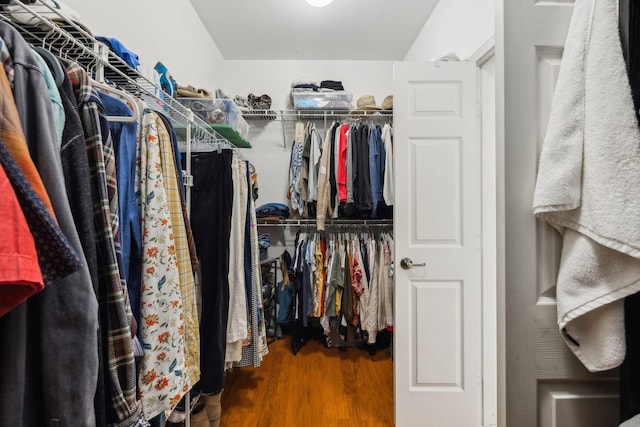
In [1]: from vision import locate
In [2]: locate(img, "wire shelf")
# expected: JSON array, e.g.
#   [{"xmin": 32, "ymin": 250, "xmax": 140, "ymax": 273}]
[
  {"xmin": 243, "ymin": 109, "xmax": 393, "ymax": 122},
  {"xmin": 257, "ymin": 218, "xmax": 393, "ymax": 229},
  {"xmin": 0, "ymin": 0, "xmax": 227, "ymax": 145}
]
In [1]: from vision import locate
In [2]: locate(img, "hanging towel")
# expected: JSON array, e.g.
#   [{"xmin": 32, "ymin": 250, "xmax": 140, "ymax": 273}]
[
  {"xmin": 621, "ymin": 413, "xmax": 640, "ymax": 427},
  {"xmin": 533, "ymin": 0, "xmax": 640, "ymax": 371}
]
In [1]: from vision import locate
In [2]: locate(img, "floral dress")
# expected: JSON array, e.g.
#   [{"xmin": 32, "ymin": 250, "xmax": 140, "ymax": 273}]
[{"xmin": 136, "ymin": 110, "xmax": 188, "ymax": 419}]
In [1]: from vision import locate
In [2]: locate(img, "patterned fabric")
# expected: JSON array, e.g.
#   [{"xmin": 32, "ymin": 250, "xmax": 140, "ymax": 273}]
[
  {"xmin": 154, "ymin": 112, "xmax": 200, "ymax": 388},
  {"xmin": 67, "ymin": 62, "xmax": 141, "ymax": 426},
  {"xmin": 288, "ymin": 139, "xmax": 304, "ymax": 215},
  {"xmin": 312, "ymin": 239, "xmax": 326, "ymax": 317},
  {"xmin": 0, "ymin": 37, "xmax": 14, "ymax": 84},
  {"xmin": 361, "ymin": 236, "xmax": 379, "ymax": 343},
  {"xmin": 136, "ymin": 111, "xmax": 188, "ymax": 419}
]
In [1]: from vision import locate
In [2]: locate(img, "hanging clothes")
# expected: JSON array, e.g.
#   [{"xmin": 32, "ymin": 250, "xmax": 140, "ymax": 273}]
[
  {"xmin": 69, "ymin": 61, "xmax": 146, "ymax": 426},
  {"xmin": 288, "ymin": 229, "xmax": 393, "ymax": 345},
  {"xmin": 225, "ymin": 152, "xmax": 250, "ymax": 367},
  {"xmin": 155, "ymin": 112, "xmax": 201, "ymax": 389},
  {"xmin": 234, "ymin": 161, "xmax": 269, "ymax": 368},
  {"xmin": 0, "ymin": 21, "xmax": 100, "ymax": 426},
  {"xmin": 316, "ymin": 125, "xmax": 334, "ymax": 231},
  {"xmin": 288, "ymin": 119, "xmax": 393, "ymax": 223},
  {"xmin": 381, "ymin": 123, "xmax": 394, "ymax": 207},
  {"xmin": 99, "ymin": 90, "xmax": 143, "ymax": 330},
  {"xmin": 0, "ymin": 158, "xmax": 42, "ymax": 316},
  {"xmin": 288, "ymin": 122, "xmax": 305, "ymax": 216},
  {"xmin": 188, "ymin": 149, "xmax": 233, "ymax": 396},
  {"xmin": 369, "ymin": 125, "xmax": 384, "ymax": 218},
  {"xmin": 307, "ymin": 124, "xmax": 323, "ymax": 204},
  {"xmin": 136, "ymin": 110, "xmax": 188, "ymax": 419}
]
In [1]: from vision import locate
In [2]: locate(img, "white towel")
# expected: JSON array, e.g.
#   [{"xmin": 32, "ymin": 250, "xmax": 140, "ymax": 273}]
[
  {"xmin": 533, "ymin": 0, "xmax": 640, "ymax": 372},
  {"xmin": 621, "ymin": 414, "xmax": 640, "ymax": 427}
]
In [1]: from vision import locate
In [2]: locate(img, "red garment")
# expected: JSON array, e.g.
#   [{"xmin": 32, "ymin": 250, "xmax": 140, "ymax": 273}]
[
  {"xmin": 337, "ymin": 124, "xmax": 349, "ymax": 202},
  {"xmin": 0, "ymin": 64, "xmax": 57, "ymax": 221},
  {"xmin": 0, "ymin": 162, "xmax": 43, "ymax": 317}
]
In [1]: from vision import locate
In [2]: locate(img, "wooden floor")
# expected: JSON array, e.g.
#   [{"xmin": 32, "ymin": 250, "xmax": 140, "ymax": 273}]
[{"xmin": 220, "ymin": 334, "xmax": 394, "ymax": 427}]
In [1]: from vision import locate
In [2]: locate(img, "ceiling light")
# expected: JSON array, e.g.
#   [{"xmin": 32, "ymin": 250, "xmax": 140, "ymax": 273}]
[{"xmin": 305, "ymin": 0, "xmax": 334, "ymax": 7}]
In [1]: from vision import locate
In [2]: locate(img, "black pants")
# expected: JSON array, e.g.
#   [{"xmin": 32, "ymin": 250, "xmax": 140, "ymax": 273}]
[{"xmin": 188, "ymin": 150, "xmax": 233, "ymax": 394}]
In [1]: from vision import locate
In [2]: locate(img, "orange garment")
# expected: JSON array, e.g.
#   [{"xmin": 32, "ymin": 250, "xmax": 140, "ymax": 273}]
[
  {"xmin": 0, "ymin": 63, "xmax": 56, "ymax": 220},
  {"xmin": 0, "ymin": 161, "xmax": 43, "ymax": 317}
]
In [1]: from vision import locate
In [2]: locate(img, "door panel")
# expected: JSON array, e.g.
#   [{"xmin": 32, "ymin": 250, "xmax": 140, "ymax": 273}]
[
  {"xmin": 502, "ymin": 1, "xmax": 620, "ymax": 425},
  {"xmin": 539, "ymin": 382, "xmax": 619, "ymax": 427},
  {"xmin": 394, "ymin": 61, "xmax": 482, "ymax": 427}
]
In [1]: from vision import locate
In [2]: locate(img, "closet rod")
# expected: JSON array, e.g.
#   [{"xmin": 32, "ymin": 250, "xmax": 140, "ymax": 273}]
[
  {"xmin": 243, "ymin": 109, "xmax": 393, "ymax": 121},
  {"xmin": 247, "ymin": 109, "xmax": 393, "ymax": 150},
  {"xmin": 257, "ymin": 219, "xmax": 393, "ymax": 227}
]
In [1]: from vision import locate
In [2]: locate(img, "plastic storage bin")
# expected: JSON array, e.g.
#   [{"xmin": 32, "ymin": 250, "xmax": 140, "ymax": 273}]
[
  {"xmin": 177, "ymin": 98, "xmax": 250, "ymax": 140},
  {"xmin": 291, "ymin": 91, "xmax": 353, "ymax": 110}
]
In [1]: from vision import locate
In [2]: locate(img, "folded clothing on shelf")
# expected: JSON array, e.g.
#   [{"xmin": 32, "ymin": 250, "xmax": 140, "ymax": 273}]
[
  {"xmin": 232, "ymin": 93, "xmax": 276, "ymax": 119},
  {"xmin": 256, "ymin": 203, "xmax": 290, "ymax": 220},
  {"xmin": 248, "ymin": 93, "xmax": 272, "ymax": 110},
  {"xmin": 290, "ymin": 79, "xmax": 345, "ymax": 92},
  {"xmin": 320, "ymin": 80, "xmax": 344, "ymax": 91},
  {"xmin": 95, "ymin": 36, "xmax": 139, "ymax": 69},
  {"xmin": 177, "ymin": 85, "xmax": 212, "ymax": 98},
  {"xmin": 290, "ymin": 77, "xmax": 320, "ymax": 88}
]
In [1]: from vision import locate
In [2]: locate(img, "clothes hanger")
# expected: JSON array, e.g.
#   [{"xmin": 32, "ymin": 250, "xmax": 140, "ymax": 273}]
[
  {"xmin": 92, "ymin": 80, "xmax": 140, "ymax": 123},
  {"xmin": 188, "ymin": 139, "xmax": 225, "ymax": 153}
]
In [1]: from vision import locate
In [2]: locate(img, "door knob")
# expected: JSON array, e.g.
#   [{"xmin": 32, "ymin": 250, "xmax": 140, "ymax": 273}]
[{"xmin": 400, "ymin": 257, "xmax": 426, "ymax": 269}]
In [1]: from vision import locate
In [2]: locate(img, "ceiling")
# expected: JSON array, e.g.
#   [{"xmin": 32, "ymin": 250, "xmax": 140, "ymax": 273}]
[{"xmin": 189, "ymin": 0, "xmax": 439, "ymax": 60}]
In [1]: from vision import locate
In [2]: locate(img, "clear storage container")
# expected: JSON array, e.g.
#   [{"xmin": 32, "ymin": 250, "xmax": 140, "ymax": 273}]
[
  {"xmin": 176, "ymin": 98, "xmax": 250, "ymax": 140},
  {"xmin": 291, "ymin": 91, "xmax": 353, "ymax": 110}
]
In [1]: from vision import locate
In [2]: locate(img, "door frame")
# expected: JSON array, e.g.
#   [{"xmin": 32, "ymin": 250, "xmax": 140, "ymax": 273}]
[
  {"xmin": 469, "ymin": 37, "xmax": 501, "ymax": 427},
  {"xmin": 471, "ymin": 37, "xmax": 500, "ymax": 427}
]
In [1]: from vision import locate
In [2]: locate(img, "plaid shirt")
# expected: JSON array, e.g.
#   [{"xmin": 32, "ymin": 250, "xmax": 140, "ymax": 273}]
[
  {"xmin": 0, "ymin": 37, "xmax": 15, "ymax": 85},
  {"xmin": 155, "ymin": 113, "xmax": 200, "ymax": 387},
  {"xmin": 156, "ymin": 112, "xmax": 199, "ymax": 272},
  {"xmin": 67, "ymin": 62, "xmax": 142, "ymax": 426}
]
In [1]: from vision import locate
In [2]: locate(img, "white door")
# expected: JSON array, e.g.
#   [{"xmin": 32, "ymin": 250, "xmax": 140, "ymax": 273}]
[
  {"xmin": 501, "ymin": 1, "xmax": 620, "ymax": 426},
  {"xmin": 394, "ymin": 61, "xmax": 483, "ymax": 427}
]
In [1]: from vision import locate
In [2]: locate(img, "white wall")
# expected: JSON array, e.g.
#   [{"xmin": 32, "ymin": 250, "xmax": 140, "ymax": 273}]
[
  {"xmin": 404, "ymin": 0, "xmax": 495, "ymax": 61},
  {"xmin": 63, "ymin": 0, "xmax": 225, "ymax": 90}
]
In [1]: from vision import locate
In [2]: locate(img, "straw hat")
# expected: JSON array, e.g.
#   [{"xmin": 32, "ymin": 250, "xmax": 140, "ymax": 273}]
[
  {"xmin": 355, "ymin": 95, "xmax": 382, "ymax": 110},
  {"xmin": 381, "ymin": 95, "xmax": 393, "ymax": 110}
]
